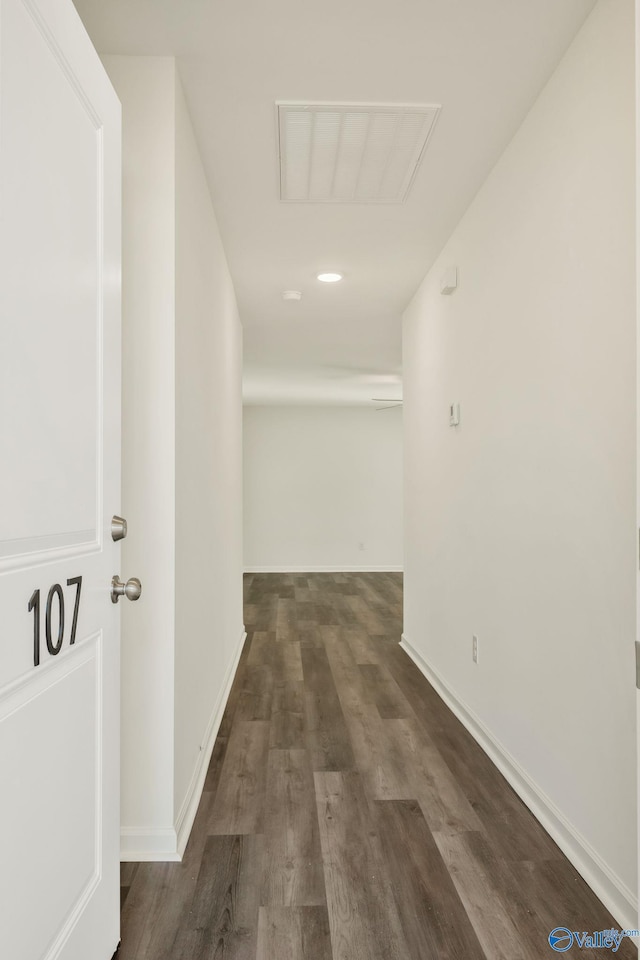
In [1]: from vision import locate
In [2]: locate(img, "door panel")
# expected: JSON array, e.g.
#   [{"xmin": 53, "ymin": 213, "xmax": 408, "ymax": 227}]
[
  {"xmin": 0, "ymin": 0, "xmax": 100, "ymax": 554},
  {"xmin": 0, "ymin": 0, "xmax": 121, "ymax": 957},
  {"xmin": 1, "ymin": 637, "xmax": 100, "ymax": 959}
]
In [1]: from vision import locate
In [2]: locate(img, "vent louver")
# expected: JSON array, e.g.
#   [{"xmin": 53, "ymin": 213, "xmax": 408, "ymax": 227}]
[{"xmin": 277, "ymin": 101, "xmax": 440, "ymax": 204}]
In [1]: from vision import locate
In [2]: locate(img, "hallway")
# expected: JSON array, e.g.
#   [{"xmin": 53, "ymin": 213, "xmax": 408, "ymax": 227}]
[{"xmin": 117, "ymin": 573, "xmax": 634, "ymax": 960}]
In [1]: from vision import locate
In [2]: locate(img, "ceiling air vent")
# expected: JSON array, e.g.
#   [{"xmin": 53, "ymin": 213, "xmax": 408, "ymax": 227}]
[{"xmin": 277, "ymin": 101, "xmax": 440, "ymax": 204}]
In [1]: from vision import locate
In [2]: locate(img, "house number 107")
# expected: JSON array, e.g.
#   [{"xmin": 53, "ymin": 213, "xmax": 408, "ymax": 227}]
[{"xmin": 28, "ymin": 577, "xmax": 83, "ymax": 667}]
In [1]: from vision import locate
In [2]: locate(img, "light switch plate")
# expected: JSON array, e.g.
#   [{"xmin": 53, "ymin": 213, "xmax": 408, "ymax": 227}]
[{"xmin": 440, "ymin": 265, "xmax": 458, "ymax": 295}]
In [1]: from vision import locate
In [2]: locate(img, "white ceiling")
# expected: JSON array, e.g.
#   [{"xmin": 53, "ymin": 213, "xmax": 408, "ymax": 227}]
[{"xmin": 73, "ymin": 0, "xmax": 595, "ymax": 405}]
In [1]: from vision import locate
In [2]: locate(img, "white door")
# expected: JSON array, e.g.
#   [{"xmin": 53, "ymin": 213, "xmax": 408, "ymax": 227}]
[
  {"xmin": 0, "ymin": 0, "xmax": 122, "ymax": 958},
  {"xmin": 637, "ymin": 0, "xmax": 640, "ymax": 940},
  {"xmin": 637, "ymin": 0, "xmax": 640, "ymax": 936}
]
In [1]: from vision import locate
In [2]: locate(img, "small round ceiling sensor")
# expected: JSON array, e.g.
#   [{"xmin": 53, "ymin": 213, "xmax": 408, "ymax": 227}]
[
  {"xmin": 282, "ymin": 290, "xmax": 302, "ymax": 301},
  {"xmin": 317, "ymin": 272, "xmax": 343, "ymax": 283}
]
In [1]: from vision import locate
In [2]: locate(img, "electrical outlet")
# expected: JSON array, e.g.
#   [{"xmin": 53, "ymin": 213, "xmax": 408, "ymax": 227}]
[{"xmin": 472, "ymin": 635, "xmax": 479, "ymax": 663}]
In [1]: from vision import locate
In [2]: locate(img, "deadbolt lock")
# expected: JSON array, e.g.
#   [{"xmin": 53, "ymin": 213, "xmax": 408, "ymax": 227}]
[{"xmin": 111, "ymin": 516, "xmax": 128, "ymax": 542}]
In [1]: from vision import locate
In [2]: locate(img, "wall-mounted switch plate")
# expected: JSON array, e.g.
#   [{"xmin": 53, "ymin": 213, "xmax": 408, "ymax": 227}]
[
  {"xmin": 440, "ymin": 266, "xmax": 458, "ymax": 295},
  {"xmin": 472, "ymin": 635, "xmax": 479, "ymax": 663},
  {"xmin": 449, "ymin": 402, "xmax": 460, "ymax": 426}
]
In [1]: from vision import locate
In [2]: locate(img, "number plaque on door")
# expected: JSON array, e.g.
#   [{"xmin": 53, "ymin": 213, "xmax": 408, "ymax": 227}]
[{"xmin": 27, "ymin": 576, "xmax": 82, "ymax": 667}]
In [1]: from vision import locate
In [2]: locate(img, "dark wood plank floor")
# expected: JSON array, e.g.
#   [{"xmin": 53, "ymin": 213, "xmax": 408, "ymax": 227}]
[{"xmin": 118, "ymin": 573, "xmax": 636, "ymax": 960}]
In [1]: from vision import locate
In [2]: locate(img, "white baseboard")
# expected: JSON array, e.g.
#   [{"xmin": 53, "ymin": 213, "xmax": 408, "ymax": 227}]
[
  {"xmin": 120, "ymin": 827, "xmax": 180, "ymax": 863},
  {"xmin": 120, "ymin": 626, "xmax": 247, "ymax": 863},
  {"xmin": 400, "ymin": 634, "xmax": 638, "ymax": 931},
  {"xmin": 244, "ymin": 565, "xmax": 403, "ymax": 573},
  {"xmin": 174, "ymin": 626, "xmax": 247, "ymax": 858}
]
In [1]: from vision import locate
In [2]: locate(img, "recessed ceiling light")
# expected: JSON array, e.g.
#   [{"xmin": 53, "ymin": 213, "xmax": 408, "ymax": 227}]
[
  {"xmin": 282, "ymin": 289, "xmax": 302, "ymax": 301},
  {"xmin": 317, "ymin": 272, "xmax": 343, "ymax": 283}
]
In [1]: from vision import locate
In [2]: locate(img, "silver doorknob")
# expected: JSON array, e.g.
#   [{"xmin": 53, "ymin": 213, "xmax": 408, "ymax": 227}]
[{"xmin": 111, "ymin": 575, "xmax": 142, "ymax": 603}]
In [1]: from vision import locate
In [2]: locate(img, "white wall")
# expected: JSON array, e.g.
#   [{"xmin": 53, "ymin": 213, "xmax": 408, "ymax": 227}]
[
  {"xmin": 174, "ymin": 76, "xmax": 244, "ymax": 829},
  {"xmin": 243, "ymin": 405, "xmax": 403, "ymax": 571},
  {"xmin": 103, "ymin": 56, "xmax": 244, "ymax": 860},
  {"xmin": 403, "ymin": 0, "xmax": 636, "ymax": 926}
]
